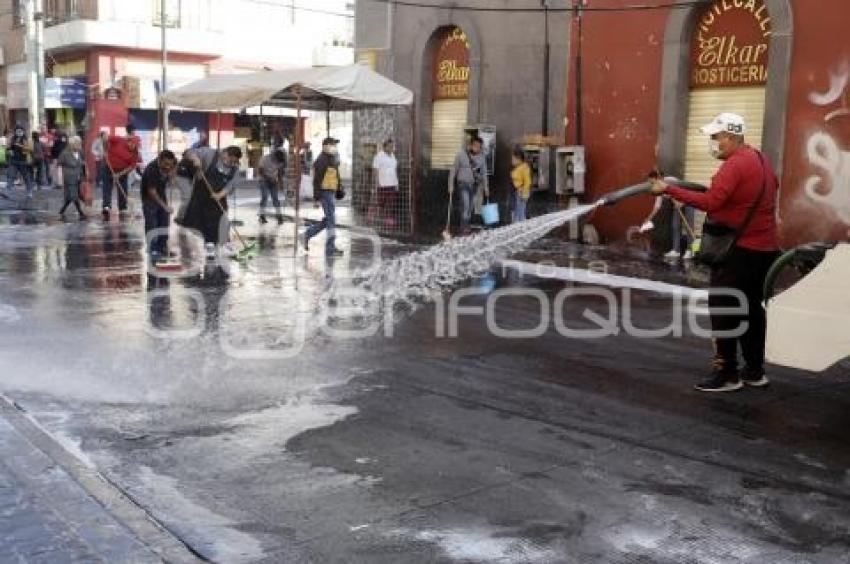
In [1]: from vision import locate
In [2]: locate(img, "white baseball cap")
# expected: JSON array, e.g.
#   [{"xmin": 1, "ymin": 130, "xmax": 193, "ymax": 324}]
[{"xmin": 700, "ymin": 112, "xmax": 747, "ymax": 136}]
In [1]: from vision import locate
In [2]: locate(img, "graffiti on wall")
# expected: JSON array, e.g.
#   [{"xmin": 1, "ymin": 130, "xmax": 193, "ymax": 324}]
[{"xmin": 805, "ymin": 62, "xmax": 850, "ymax": 225}]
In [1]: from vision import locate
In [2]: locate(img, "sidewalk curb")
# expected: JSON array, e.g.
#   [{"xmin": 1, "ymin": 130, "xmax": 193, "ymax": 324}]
[{"xmin": 0, "ymin": 394, "xmax": 207, "ymax": 563}]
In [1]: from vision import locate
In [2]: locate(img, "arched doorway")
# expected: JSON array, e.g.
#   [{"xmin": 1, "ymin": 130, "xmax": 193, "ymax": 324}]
[
  {"xmin": 429, "ymin": 26, "xmax": 471, "ymax": 170},
  {"xmin": 684, "ymin": 0, "xmax": 772, "ymax": 186},
  {"xmin": 656, "ymin": 0, "xmax": 792, "ymax": 180}
]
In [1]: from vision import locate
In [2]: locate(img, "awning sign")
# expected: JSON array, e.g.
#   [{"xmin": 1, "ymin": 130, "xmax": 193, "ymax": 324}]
[{"xmin": 45, "ymin": 76, "xmax": 87, "ymax": 109}]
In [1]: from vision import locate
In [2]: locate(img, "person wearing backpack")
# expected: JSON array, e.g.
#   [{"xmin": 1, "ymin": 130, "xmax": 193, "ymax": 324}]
[
  {"xmin": 4, "ymin": 125, "xmax": 34, "ymax": 199},
  {"xmin": 652, "ymin": 112, "xmax": 779, "ymax": 393}
]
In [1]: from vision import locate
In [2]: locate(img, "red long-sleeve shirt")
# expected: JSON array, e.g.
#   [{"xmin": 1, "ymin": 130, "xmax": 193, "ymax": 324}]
[
  {"xmin": 666, "ymin": 145, "xmax": 779, "ymax": 252},
  {"xmin": 105, "ymin": 134, "xmax": 141, "ymax": 172}
]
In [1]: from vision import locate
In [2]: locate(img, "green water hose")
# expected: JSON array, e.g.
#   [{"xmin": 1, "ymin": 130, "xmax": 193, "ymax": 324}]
[
  {"xmin": 763, "ymin": 243, "xmax": 834, "ymax": 303},
  {"xmin": 599, "ymin": 179, "xmax": 708, "ymax": 206}
]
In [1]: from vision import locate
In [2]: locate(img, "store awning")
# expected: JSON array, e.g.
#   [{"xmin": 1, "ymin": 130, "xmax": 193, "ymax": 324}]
[{"xmin": 161, "ymin": 64, "xmax": 414, "ymax": 111}]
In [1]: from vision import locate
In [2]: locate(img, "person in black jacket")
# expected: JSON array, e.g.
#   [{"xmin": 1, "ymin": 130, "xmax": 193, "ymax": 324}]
[{"xmin": 302, "ymin": 137, "xmax": 344, "ymax": 256}]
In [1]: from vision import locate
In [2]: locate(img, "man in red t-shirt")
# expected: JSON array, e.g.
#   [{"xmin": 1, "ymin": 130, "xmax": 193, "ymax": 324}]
[
  {"xmin": 103, "ymin": 124, "xmax": 142, "ymax": 220},
  {"xmin": 652, "ymin": 112, "xmax": 780, "ymax": 393}
]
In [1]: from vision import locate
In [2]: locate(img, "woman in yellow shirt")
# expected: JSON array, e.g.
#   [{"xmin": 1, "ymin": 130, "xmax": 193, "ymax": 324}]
[{"xmin": 510, "ymin": 148, "xmax": 532, "ymax": 223}]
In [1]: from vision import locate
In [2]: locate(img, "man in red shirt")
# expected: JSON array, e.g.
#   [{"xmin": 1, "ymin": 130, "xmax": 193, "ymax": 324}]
[
  {"xmin": 652, "ymin": 113, "xmax": 780, "ymax": 393},
  {"xmin": 103, "ymin": 124, "xmax": 142, "ymax": 220}
]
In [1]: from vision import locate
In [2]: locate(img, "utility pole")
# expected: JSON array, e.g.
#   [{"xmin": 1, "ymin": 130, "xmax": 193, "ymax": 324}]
[
  {"xmin": 541, "ymin": 0, "xmax": 550, "ymax": 137},
  {"xmin": 160, "ymin": 0, "xmax": 169, "ymax": 150},
  {"xmin": 574, "ymin": 0, "xmax": 584, "ymax": 146},
  {"xmin": 26, "ymin": 0, "xmax": 45, "ymax": 132}
]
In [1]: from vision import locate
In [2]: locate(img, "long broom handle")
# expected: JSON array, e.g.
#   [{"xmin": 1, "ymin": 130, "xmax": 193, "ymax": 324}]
[
  {"xmin": 105, "ymin": 159, "xmax": 133, "ymax": 204},
  {"xmin": 675, "ymin": 205, "xmax": 698, "ymax": 241},
  {"xmin": 195, "ymin": 167, "xmax": 248, "ymax": 248},
  {"xmin": 445, "ymin": 188, "xmax": 453, "ymax": 231}
]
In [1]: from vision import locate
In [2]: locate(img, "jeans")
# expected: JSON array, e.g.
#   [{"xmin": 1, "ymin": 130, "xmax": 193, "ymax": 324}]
[
  {"xmin": 6, "ymin": 162, "xmax": 34, "ymax": 196},
  {"xmin": 103, "ymin": 168, "xmax": 129, "ymax": 211},
  {"xmin": 259, "ymin": 178, "xmax": 282, "ymax": 214},
  {"xmin": 512, "ymin": 191, "xmax": 527, "ymax": 223},
  {"xmin": 305, "ymin": 190, "xmax": 336, "ymax": 252},
  {"xmin": 35, "ymin": 161, "xmax": 49, "ymax": 186},
  {"xmin": 670, "ymin": 205, "xmax": 695, "ymax": 253},
  {"xmin": 709, "ymin": 246, "xmax": 780, "ymax": 372},
  {"xmin": 95, "ymin": 161, "xmax": 106, "ymax": 193},
  {"xmin": 143, "ymin": 201, "xmax": 170, "ymax": 256},
  {"xmin": 458, "ymin": 181, "xmax": 474, "ymax": 230}
]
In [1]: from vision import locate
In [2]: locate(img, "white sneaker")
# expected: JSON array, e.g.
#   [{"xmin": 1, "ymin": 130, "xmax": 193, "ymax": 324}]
[
  {"xmin": 664, "ymin": 250, "xmax": 680, "ymax": 259},
  {"xmin": 222, "ymin": 242, "xmax": 238, "ymax": 257},
  {"xmin": 683, "ymin": 250, "xmax": 694, "ymax": 260}
]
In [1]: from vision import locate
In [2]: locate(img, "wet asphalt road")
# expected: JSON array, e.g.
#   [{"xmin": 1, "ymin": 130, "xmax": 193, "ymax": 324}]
[{"xmin": 0, "ymin": 196, "xmax": 849, "ymax": 563}]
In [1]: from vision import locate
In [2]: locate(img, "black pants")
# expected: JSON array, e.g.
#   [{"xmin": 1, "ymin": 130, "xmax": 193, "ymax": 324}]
[{"xmin": 709, "ymin": 246, "xmax": 779, "ymax": 372}]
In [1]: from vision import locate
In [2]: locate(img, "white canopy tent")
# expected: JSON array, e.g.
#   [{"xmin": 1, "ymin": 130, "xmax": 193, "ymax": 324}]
[
  {"xmin": 162, "ymin": 64, "xmax": 414, "ymax": 111},
  {"xmin": 162, "ymin": 64, "xmax": 416, "ymax": 246}
]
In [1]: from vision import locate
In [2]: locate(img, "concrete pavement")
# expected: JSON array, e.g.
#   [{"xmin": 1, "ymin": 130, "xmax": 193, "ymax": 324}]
[{"xmin": 0, "ymin": 198, "xmax": 849, "ymax": 562}]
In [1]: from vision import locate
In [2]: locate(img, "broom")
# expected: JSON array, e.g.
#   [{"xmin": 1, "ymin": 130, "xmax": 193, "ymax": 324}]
[
  {"xmin": 105, "ymin": 160, "xmax": 141, "ymax": 219},
  {"xmin": 196, "ymin": 168, "xmax": 257, "ymax": 261},
  {"xmin": 442, "ymin": 187, "xmax": 454, "ymax": 242}
]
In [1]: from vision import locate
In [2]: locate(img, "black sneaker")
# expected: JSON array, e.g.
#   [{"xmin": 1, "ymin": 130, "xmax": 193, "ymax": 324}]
[
  {"xmin": 740, "ymin": 367, "xmax": 770, "ymax": 388},
  {"xmin": 259, "ymin": 214, "xmax": 268, "ymax": 225},
  {"xmin": 695, "ymin": 371, "xmax": 743, "ymax": 393},
  {"xmin": 102, "ymin": 208, "xmax": 110, "ymax": 221},
  {"xmin": 276, "ymin": 214, "xmax": 284, "ymax": 225}
]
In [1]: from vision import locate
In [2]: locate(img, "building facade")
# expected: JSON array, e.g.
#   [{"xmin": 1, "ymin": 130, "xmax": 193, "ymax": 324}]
[
  {"xmin": 356, "ymin": 0, "xmax": 850, "ymax": 247},
  {"xmin": 1, "ymin": 0, "xmax": 354, "ymax": 173}
]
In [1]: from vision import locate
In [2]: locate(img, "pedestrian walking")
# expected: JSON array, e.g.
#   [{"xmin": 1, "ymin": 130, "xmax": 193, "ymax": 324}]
[
  {"xmin": 30, "ymin": 132, "xmax": 48, "ymax": 189},
  {"xmin": 38, "ymin": 125, "xmax": 54, "ymax": 186},
  {"xmin": 177, "ymin": 146, "xmax": 242, "ymax": 253},
  {"xmin": 372, "ymin": 139, "xmax": 399, "ymax": 227},
  {"xmin": 302, "ymin": 137, "xmax": 345, "ymax": 256},
  {"xmin": 447, "ymin": 135, "xmax": 489, "ymax": 235},
  {"xmin": 141, "ymin": 150, "xmax": 178, "ymax": 261},
  {"xmin": 258, "ymin": 148, "xmax": 287, "ymax": 225},
  {"xmin": 50, "ymin": 130, "xmax": 68, "ymax": 188},
  {"xmin": 510, "ymin": 148, "xmax": 532, "ymax": 223},
  {"xmin": 57, "ymin": 136, "xmax": 88, "ymax": 220},
  {"xmin": 5, "ymin": 125, "xmax": 35, "ymax": 199},
  {"xmin": 652, "ymin": 112, "xmax": 779, "ymax": 393},
  {"xmin": 103, "ymin": 125, "xmax": 142, "ymax": 220}
]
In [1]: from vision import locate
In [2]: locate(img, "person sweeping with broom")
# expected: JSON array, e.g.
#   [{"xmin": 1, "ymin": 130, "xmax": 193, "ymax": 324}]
[
  {"xmin": 103, "ymin": 124, "xmax": 141, "ymax": 221},
  {"xmin": 177, "ymin": 146, "xmax": 243, "ymax": 258}
]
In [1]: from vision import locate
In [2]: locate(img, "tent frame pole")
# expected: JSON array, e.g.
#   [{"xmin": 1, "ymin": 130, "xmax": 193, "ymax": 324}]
[{"xmin": 294, "ymin": 88, "xmax": 303, "ymax": 254}]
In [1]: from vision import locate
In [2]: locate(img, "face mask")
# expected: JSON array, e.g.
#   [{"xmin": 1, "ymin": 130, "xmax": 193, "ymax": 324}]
[
  {"xmin": 708, "ymin": 139, "xmax": 722, "ymax": 159},
  {"xmin": 326, "ymin": 146, "xmax": 338, "ymax": 155},
  {"xmin": 15, "ymin": 129, "xmax": 24, "ymax": 138}
]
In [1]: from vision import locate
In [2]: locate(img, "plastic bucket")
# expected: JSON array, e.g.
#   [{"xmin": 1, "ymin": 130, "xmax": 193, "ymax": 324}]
[{"xmin": 481, "ymin": 202, "xmax": 500, "ymax": 226}]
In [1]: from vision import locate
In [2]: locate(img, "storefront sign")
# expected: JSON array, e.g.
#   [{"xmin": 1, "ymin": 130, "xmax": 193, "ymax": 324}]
[
  {"xmin": 690, "ymin": 0, "xmax": 771, "ymax": 88},
  {"xmin": 44, "ymin": 76, "xmax": 87, "ymax": 109},
  {"xmin": 432, "ymin": 27, "xmax": 470, "ymax": 100}
]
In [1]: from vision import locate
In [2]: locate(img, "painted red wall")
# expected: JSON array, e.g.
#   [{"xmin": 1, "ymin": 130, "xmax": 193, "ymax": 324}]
[
  {"xmin": 571, "ymin": 0, "xmax": 850, "ymax": 247},
  {"xmin": 566, "ymin": 0, "xmax": 668, "ymax": 240},
  {"xmin": 779, "ymin": 0, "xmax": 850, "ymax": 246}
]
